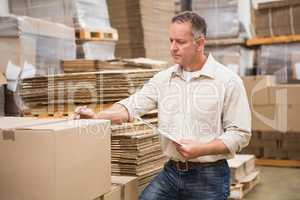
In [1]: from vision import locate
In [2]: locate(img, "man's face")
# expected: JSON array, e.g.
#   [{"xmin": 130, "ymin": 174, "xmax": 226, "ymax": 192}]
[{"xmin": 169, "ymin": 22, "xmax": 199, "ymax": 66}]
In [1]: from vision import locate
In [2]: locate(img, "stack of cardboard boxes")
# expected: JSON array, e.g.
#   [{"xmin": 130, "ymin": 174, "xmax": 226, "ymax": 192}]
[
  {"xmin": 252, "ymin": 0, "xmax": 300, "ymax": 83},
  {"xmin": 0, "ymin": 15, "xmax": 76, "ymax": 115},
  {"xmin": 252, "ymin": 0, "xmax": 300, "ymax": 37},
  {"xmin": 0, "ymin": 15, "xmax": 76, "ymax": 76},
  {"xmin": 191, "ymin": 0, "xmax": 255, "ymax": 76},
  {"xmin": 9, "ymin": 0, "xmax": 117, "ymax": 61},
  {"xmin": 242, "ymin": 75, "xmax": 300, "ymax": 159}
]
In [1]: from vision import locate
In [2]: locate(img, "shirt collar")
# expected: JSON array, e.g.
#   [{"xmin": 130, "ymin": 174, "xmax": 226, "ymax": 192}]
[{"xmin": 171, "ymin": 54, "xmax": 217, "ymax": 80}]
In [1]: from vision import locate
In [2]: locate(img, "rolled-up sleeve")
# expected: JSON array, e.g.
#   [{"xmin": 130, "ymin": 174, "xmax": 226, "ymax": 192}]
[
  {"xmin": 117, "ymin": 74, "xmax": 160, "ymax": 121},
  {"xmin": 218, "ymin": 78, "xmax": 252, "ymax": 155}
]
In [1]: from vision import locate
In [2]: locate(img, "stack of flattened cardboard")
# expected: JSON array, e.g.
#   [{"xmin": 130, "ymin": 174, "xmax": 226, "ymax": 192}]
[
  {"xmin": 228, "ymin": 154, "xmax": 260, "ymax": 200},
  {"xmin": 17, "ymin": 69, "xmax": 160, "ymax": 116},
  {"xmin": 0, "ymin": 117, "xmax": 111, "ymax": 200},
  {"xmin": 252, "ymin": 0, "xmax": 300, "ymax": 37},
  {"xmin": 107, "ymin": 0, "xmax": 175, "ymax": 62},
  {"xmin": 111, "ymin": 119, "xmax": 165, "ymax": 191}
]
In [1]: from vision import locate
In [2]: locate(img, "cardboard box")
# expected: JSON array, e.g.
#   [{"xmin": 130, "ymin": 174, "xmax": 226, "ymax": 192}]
[
  {"xmin": 242, "ymin": 75, "xmax": 275, "ymax": 105},
  {"xmin": 0, "ymin": 118, "xmax": 111, "ymax": 200},
  {"xmin": 290, "ymin": 53, "xmax": 300, "ymax": 81},
  {"xmin": 252, "ymin": 104, "xmax": 300, "ymax": 132},
  {"xmin": 111, "ymin": 176, "xmax": 138, "ymax": 200},
  {"xmin": 268, "ymin": 85, "xmax": 300, "ymax": 105},
  {"xmin": 99, "ymin": 184, "xmax": 122, "ymax": 200}
]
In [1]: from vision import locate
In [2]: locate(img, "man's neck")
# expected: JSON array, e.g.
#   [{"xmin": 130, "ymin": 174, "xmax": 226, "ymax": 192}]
[{"xmin": 182, "ymin": 54, "xmax": 207, "ymax": 72}]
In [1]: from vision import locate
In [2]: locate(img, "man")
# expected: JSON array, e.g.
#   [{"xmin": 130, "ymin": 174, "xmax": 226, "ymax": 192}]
[{"xmin": 74, "ymin": 11, "xmax": 251, "ymax": 200}]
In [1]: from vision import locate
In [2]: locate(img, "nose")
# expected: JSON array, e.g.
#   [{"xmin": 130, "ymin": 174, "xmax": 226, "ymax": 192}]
[{"xmin": 170, "ymin": 40, "xmax": 178, "ymax": 52}]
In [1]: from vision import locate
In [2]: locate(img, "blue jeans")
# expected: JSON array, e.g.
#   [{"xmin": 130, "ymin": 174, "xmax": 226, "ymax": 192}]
[{"xmin": 139, "ymin": 160, "xmax": 230, "ymax": 200}]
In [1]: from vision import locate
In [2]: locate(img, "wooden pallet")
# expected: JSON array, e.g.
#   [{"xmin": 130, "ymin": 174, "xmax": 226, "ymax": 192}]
[
  {"xmin": 76, "ymin": 28, "xmax": 118, "ymax": 41},
  {"xmin": 206, "ymin": 37, "xmax": 245, "ymax": 46},
  {"xmin": 256, "ymin": 159, "xmax": 300, "ymax": 168},
  {"xmin": 229, "ymin": 172, "xmax": 260, "ymax": 200},
  {"xmin": 246, "ymin": 35, "xmax": 300, "ymax": 46}
]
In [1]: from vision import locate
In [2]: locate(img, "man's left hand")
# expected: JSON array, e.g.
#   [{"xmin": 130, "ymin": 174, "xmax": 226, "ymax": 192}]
[{"xmin": 174, "ymin": 139, "xmax": 206, "ymax": 160}]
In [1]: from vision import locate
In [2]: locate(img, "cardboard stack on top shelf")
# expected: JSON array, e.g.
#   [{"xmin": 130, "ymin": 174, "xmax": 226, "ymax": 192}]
[
  {"xmin": 241, "ymin": 75, "xmax": 300, "ymax": 160},
  {"xmin": 111, "ymin": 120, "xmax": 165, "ymax": 192},
  {"xmin": 9, "ymin": 0, "xmax": 117, "ymax": 60},
  {"xmin": 252, "ymin": 0, "xmax": 300, "ymax": 37},
  {"xmin": 0, "ymin": 117, "xmax": 111, "ymax": 200},
  {"xmin": 0, "ymin": 15, "xmax": 76, "ymax": 76},
  {"xmin": 107, "ymin": 0, "xmax": 176, "ymax": 62},
  {"xmin": 9, "ymin": 0, "xmax": 111, "ymax": 29},
  {"xmin": 228, "ymin": 154, "xmax": 260, "ymax": 200},
  {"xmin": 248, "ymin": 0, "xmax": 300, "ymax": 83}
]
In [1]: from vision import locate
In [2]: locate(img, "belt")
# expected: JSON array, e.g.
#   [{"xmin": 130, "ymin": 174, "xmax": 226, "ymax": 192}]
[{"xmin": 169, "ymin": 159, "xmax": 226, "ymax": 172}]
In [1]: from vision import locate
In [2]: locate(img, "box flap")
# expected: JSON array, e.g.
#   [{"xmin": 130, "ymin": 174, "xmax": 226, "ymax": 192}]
[
  {"xmin": 0, "ymin": 118, "xmax": 110, "ymax": 132},
  {"xmin": 111, "ymin": 176, "xmax": 138, "ymax": 185},
  {"xmin": 22, "ymin": 119, "xmax": 110, "ymax": 132}
]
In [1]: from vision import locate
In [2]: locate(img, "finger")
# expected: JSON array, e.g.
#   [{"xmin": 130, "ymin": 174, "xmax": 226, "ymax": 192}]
[
  {"xmin": 173, "ymin": 141, "xmax": 181, "ymax": 148},
  {"xmin": 75, "ymin": 106, "xmax": 83, "ymax": 114}
]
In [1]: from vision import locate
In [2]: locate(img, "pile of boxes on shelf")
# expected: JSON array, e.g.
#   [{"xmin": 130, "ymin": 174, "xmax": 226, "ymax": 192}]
[
  {"xmin": 9, "ymin": 0, "xmax": 118, "ymax": 60},
  {"xmin": 0, "ymin": 0, "xmax": 120, "ymax": 115},
  {"xmin": 181, "ymin": 0, "xmax": 300, "ymax": 82},
  {"xmin": 0, "ymin": 117, "xmax": 139, "ymax": 200},
  {"xmin": 251, "ymin": 0, "xmax": 300, "ymax": 83},
  {"xmin": 190, "ymin": 0, "xmax": 255, "ymax": 76},
  {"xmin": 107, "ymin": 0, "xmax": 176, "ymax": 62},
  {"xmin": 242, "ymin": 75, "xmax": 300, "ymax": 160}
]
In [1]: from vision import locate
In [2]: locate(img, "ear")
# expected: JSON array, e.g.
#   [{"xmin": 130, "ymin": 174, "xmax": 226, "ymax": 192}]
[{"xmin": 196, "ymin": 37, "xmax": 205, "ymax": 52}]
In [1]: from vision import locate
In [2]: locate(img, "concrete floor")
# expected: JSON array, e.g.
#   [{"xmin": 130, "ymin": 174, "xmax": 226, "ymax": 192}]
[{"xmin": 245, "ymin": 166, "xmax": 300, "ymax": 200}]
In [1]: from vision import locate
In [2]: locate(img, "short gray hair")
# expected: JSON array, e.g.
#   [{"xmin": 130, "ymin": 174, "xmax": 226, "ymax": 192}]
[{"xmin": 171, "ymin": 11, "xmax": 207, "ymax": 39}]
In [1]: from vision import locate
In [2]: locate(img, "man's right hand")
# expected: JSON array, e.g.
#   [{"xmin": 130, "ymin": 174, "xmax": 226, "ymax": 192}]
[{"xmin": 73, "ymin": 106, "xmax": 96, "ymax": 120}]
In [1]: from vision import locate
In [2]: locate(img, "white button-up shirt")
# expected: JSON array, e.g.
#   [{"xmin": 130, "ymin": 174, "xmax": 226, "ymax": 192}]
[{"xmin": 118, "ymin": 54, "xmax": 251, "ymax": 162}]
